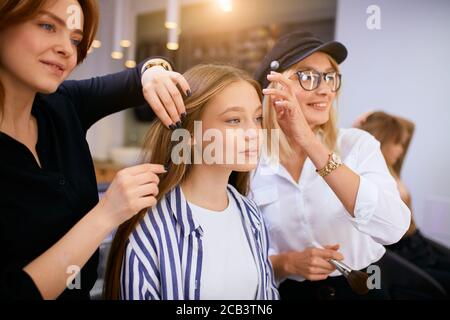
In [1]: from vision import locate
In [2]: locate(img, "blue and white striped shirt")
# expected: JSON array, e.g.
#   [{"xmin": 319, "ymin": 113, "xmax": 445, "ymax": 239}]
[{"xmin": 120, "ymin": 184, "xmax": 279, "ymax": 300}]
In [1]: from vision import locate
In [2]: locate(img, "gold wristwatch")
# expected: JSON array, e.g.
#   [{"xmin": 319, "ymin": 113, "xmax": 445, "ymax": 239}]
[
  {"xmin": 141, "ymin": 58, "xmax": 173, "ymax": 76},
  {"xmin": 316, "ymin": 153, "xmax": 342, "ymax": 177}
]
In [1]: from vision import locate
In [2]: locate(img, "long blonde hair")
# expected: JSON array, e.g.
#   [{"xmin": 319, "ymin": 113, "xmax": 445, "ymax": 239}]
[
  {"xmin": 262, "ymin": 54, "xmax": 340, "ymax": 158},
  {"xmin": 103, "ymin": 64, "xmax": 262, "ymax": 299}
]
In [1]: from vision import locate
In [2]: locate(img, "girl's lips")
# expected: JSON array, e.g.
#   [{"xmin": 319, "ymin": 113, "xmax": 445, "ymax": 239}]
[{"xmin": 40, "ymin": 61, "xmax": 65, "ymax": 77}]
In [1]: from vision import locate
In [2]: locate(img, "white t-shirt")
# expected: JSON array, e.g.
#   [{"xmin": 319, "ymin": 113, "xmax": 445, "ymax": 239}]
[{"xmin": 189, "ymin": 191, "xmax": 259, "ymax": 300}]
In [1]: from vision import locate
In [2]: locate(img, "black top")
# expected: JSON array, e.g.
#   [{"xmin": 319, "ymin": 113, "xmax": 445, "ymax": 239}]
[{"xmin": 0, "ymin": 60, "xmax": 155, "ymax": 299}]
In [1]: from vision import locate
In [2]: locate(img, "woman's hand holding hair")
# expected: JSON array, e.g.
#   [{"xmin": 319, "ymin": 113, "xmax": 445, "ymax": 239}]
[
  {"xmin": 23, "ymin": 163, "xmax": 166, "ymax": 300},
  {"xmin": 141, "ymin": 66, "xmax": 191, "ymax": 129},
  {"xmin": 96, "ymin": 163, "xmax": 166, "ymax": 229}
]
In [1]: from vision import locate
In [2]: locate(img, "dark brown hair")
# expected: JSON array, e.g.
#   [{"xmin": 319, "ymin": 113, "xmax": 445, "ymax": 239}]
[{"xmin": 391, "ymin": 115, "xmax": 415, "ymax": 176}]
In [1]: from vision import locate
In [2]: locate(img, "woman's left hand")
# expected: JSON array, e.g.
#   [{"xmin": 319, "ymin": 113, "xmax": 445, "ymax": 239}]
[
  {"xmin": 262, "ymin": 71, "xmax": 315, "ymax": 149},
  {"xmin": 141, "ymin": 66, "xmax": 191, "ymax": 129}
]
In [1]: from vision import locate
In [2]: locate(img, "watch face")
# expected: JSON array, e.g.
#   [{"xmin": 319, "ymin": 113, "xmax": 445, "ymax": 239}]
[{"xmin": 331, "ymin": 153, "xmax": 341, "ymax": 164}]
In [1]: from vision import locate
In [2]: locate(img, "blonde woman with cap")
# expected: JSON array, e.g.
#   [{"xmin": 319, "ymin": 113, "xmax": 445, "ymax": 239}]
[{"xmin": 250, "ymin": 31, "xmax": 411, "ymax": 300}]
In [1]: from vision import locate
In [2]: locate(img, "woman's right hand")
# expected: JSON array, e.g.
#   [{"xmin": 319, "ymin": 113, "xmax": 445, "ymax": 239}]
[
  {"xmin": 263, "ymin": 72, "xmax": 316, "ymax": 149},
  {"xmin": 282, "ymin": 244, "xmax": 344, "ymax": 281},
  {"xmin": 96, "ymin": 163, "xmax": 166, "ymax": 228}
]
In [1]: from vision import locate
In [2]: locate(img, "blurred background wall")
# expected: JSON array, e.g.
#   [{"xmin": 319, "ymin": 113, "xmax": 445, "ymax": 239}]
[{"xmin": 335, "ymin": 0, "xmax": 450, "ymax": 246}]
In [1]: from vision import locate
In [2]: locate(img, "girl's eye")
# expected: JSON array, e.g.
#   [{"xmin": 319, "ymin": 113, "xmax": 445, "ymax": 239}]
[
  {"xmin": 227, "ymin": 118, "xmax": 240, "ymax": 124},
  {"xmin": 71, "ymin": 39, "xmax": 82, "ymax": 47},
  {"xmin": 256, "ymin": 116, "xmax": 263, "ymax": 123},
  {"xmin": 39, "ymin": 23, "xmax": 55, "ymax": 32}
]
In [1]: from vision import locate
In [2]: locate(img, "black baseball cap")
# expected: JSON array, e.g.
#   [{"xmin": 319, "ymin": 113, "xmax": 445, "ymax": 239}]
[{"xmin": 254, "ymin": 31, "xmax": 348, "ymax": 88}]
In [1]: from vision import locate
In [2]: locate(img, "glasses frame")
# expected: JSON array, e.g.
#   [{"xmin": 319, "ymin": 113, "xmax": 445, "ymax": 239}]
[{"xmin": 295, "ymin": 70, "xmax": 342, "ymax": 92}]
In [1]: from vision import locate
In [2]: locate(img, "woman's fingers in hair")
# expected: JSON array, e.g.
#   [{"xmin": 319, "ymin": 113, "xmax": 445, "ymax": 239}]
[
  {"xmin": 134, "ymin": 171, "xmax": 160, "ymax": 186},
  {"xmin": 125, "ymin": 163, "xmax": 166, "ymax": 176},
  {"xmin": 100, "ymin": 164, "xmax": 166, "ymax": 225},
  {"xmin": 135, "ymin": 183, "xmax": 159, "ymax": 198},
  {"xmin": 169, "ymin": 71, "xmax": 191, "ymax": 100},
  {"xmin": 142, "ymin": 69, "xmax": 190, "ymax": 128},
  {"xmin": 135, "ymin": 196, "xmax": 158, "ymax": 211},
  {"xmin": 162, "ymin": 78, "xmax": 186, "ymax": 121},
  {"xmin": 143, "ymin": 86, "xmax": 175, "ymax": 129},
  {"xmin": 155, "ymin": 82, "xmax": 181, "ymax": 126}
]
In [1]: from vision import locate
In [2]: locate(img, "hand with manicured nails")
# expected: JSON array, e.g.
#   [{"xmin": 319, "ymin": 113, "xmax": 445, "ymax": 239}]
[
  {"xmin": 96, "ymin": 163, "xmax": 166, "ymax": 228},
  {"xmin": 283, "ymin": 244, "xmax": 344, "ymax": 281},
  {"xmin": 262, "ymin": 71, "xmax": 315, "ymax": 149},
  {"xmin": 22, "ymin": 162, "xmax": 166, "ymax": 300},
  {"xmin": 141, "ymin": 66, "xmax": 191, "ymax": 129}
]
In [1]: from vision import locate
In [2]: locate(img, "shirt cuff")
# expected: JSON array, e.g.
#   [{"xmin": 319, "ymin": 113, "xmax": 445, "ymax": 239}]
[{"xmin": 350, "ymin": 175, "xmax": 379, "ymax": 225}]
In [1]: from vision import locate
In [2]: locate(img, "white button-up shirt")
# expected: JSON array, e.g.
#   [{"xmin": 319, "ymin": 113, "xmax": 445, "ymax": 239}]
[{"xmin": 250, "ymin": 128, "xmax": 411, "ymax": 282}]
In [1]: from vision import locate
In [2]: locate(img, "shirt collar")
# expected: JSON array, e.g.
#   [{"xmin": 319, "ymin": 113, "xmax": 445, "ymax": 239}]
[
  {"xmin": 165, "ymin": 184, "xmax": 261, "ymax": 238},
  {"xmin": 256, "ymin": 150, "xmax": 316, "ymax": 187},
  {"xmin": 257, "ymin": 153, "xmax": 292, "ymax": 182}
]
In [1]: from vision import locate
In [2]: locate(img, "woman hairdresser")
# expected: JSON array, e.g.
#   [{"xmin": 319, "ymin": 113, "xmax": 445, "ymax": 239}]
[
  {"xmin": 249, "ymin": 31, "xmax": 411, "ymax": 299},
  {"xmin": 0, "ymin": 0, "xmax": 189, "ymax": 299}
]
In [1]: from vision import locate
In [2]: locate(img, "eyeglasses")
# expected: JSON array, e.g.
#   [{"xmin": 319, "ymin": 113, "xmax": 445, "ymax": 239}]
[{"xmin": 294, "ymin": 70, "xmax": 342, "ymax": 92}]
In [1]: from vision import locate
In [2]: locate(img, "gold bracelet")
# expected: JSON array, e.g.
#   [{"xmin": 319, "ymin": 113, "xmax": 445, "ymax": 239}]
[
  {"xmin": 141, "ymin": 58, "xmax": 173, "ymax": 76},
  {"xmin": 316, "ymin": 153, "xmax": 342, "ymax": 177}
]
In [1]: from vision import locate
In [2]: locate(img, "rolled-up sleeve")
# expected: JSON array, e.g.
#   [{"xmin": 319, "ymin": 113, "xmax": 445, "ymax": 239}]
[{"xmin": 346, "ymin": 133, "xmax": 411, "ymax": 245}]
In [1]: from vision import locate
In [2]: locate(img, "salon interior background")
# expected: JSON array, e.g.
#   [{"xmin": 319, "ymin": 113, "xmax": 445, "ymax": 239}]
[{"xmin": 70, "ymin": 0, "xmax": 450, "ymax": 247}]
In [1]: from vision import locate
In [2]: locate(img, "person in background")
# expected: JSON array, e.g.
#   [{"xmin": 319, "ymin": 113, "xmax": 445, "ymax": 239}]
[
  {"xmin": 356, "ymin": 111, "xmax": 450, "ymax": 296},
  {"xmin": 0, "ymin": 0, "xmax": 189, "ymax": 299},
  {"xmin": 104, "ymin": 64, "xmax": 279, "ymax": 300},
  {"xmin": 248, "ymin": 31, "xmax": 411, "ymax": 300}
]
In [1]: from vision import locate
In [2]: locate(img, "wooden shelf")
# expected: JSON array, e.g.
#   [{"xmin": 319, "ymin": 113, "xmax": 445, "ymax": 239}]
[{"xmin": 94, "ymin": 160, "xmax": 124, "ymax": 184}]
